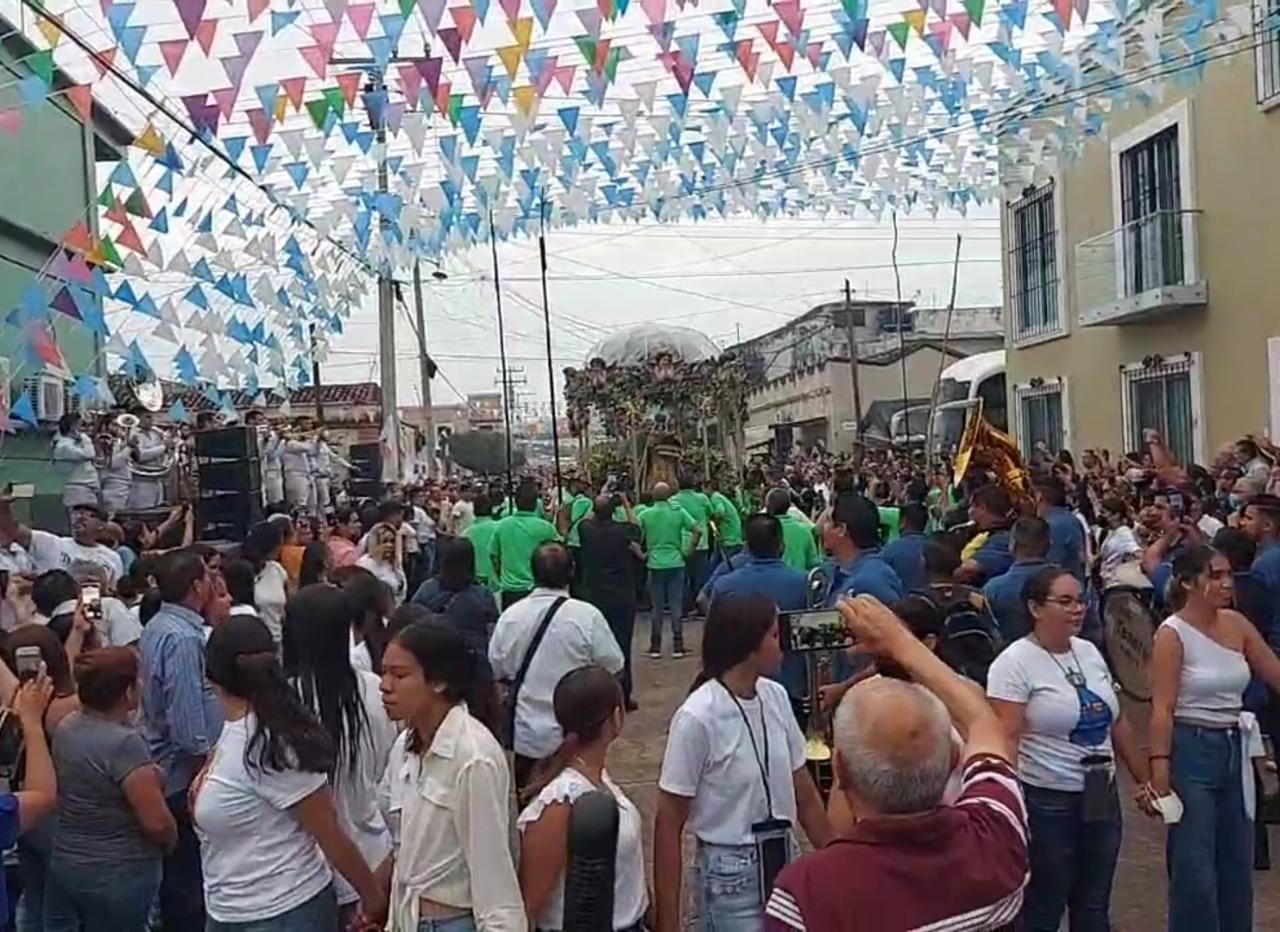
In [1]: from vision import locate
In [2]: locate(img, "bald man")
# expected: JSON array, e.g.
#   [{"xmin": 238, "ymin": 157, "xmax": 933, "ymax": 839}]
[
  {"xmin": 637, "ymin": 482, "xmax": 700, "ymax": 659},
  {"xmin": 764, "ymin": 597, "xmax": 1027, "ymax": 932}
]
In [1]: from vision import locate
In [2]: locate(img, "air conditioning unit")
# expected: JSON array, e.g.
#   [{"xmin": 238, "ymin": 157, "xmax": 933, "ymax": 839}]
[{"xmin": 21, "ymin": 374, "xmax": 67, "ymax": 423}]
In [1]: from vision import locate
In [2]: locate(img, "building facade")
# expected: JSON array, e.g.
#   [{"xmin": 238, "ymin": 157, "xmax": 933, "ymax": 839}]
[
  {"xmin": 736, "ymin": 301, "xmax": 1003, "ymax": 454},
  {"xmin": 1001, "ymin": 19, "xmax": 1280, "ymax": 464}
]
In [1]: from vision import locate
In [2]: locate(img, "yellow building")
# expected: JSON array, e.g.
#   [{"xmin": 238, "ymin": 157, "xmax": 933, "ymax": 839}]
[{"xmin": 1001, "ymin": 25, "xmax": 1280, "ymax": 466}]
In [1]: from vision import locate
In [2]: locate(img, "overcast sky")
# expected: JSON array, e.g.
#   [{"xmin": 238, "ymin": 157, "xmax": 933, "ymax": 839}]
[{"xmin": 321, "ymin": 208, "xmax": 1005, "ymax": 414}]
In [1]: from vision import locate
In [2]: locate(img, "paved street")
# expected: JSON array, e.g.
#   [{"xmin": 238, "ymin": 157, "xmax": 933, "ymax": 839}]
[{"xmin": 605, "ymin": 617, "xmax": 1280, "ymax": 930}]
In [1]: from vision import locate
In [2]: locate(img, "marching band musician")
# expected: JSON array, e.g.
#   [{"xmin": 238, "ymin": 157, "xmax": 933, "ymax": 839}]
[
  {"xmin": 52, "ymin": 413, "xmax": 100, "ymax": 513},
  {"xmin": 99, "ymin": 418, "xmax": 133, "ymax": 517},
  {"xmin": 310, "ymin": 429, "xmax": 352, "ymax": 515},
  {"xmin": 125, "ymin": 410, "xmax": 169, "ymax": 510},
  {"xmin": 281, "ymin": 426, "xmax": 314, "ymax": 512},
  {"xmin": 247, "ymin": 412, "xmax": 285, "ymax": 507}
]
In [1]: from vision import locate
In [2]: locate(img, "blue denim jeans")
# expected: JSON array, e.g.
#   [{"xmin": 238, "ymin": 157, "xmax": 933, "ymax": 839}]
[
  {"xmin": 416, "ymin": 916, "xmax": 476, "ymax": 932},
  {"xmin": 648, "ymin": 567, "xmax": 686, "ymax": 652},
  {"xmin": 695, "ymin": 842, "xmax": 763, "ymax": 932},
  {"xmin": 205, "ymin": 884, "xmax": 339, "ymax": 931},
  {"xmin": 1021, "ymin": 782, "xmax": 1122, "ymax": 932},
  {"xmin": 1167, "ymin": 723, "xmax": 1253, "ymax": 932},
  {"xmin": 43, "ymin": 855, "xmax": 161, "ymax": 932}
]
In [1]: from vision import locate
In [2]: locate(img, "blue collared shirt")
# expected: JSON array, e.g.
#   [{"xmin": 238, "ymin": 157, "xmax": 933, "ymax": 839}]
[
  {"xmin": 881, "ymin": 532, "xmax": 927, "ymax": 594},
  {"xmin": 824, "ymin": 549, "xmax": 906, "ymax": 607},
  {"xmin": 140, "ymin": 603, "xmax": 224, "ymax": 797},
  {"xmin": 700, "ymin": 551, "xmax": 752, "ymax": 601},
  {"xmin": 710, "ymin": 556, "xmax": 810, "ymax": 699},
  {"xmin": 972, "ymin": 528, "xmax": 1015, "ymax": 582},
  {"xmin": 982, "ymin": 558, "xmax": 1052, "ymax": 643},
  {"xmin": 1043, "ymin": 507, "xmax": 1086, "ymax": 582},
  {"xmin": 1252, "ymin": 539, "xmax": 1280, "ymax": 648}
]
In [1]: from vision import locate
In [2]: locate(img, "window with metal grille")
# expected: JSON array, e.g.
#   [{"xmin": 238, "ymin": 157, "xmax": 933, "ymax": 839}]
[
  {"xmin": 1259, "ymin": 0, "xmax": 1280, "ymax": 103},
  {"xmin": 1123, "ymin": 356, "xmax": 1196, "ymax": 468},
  {"xmin": 1007, "ymin": 183, "xmax": 1060, "ymax": 341},
  {"xmin": 1119, "ymin": 126, "xmax": 1184, "ymax": 295},
  {"xmin": 1015, "ymin": 381, "xmax": 1065, "ymax": 458}
]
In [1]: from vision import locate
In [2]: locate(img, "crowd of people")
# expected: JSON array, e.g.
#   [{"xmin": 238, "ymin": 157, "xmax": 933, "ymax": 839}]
[{"xmin": 0, "ymin": 424, "xmax": 1279, "ymax": 930}]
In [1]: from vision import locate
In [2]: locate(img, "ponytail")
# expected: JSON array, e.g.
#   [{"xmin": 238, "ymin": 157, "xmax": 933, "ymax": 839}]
[{"xmin": 521, "ymin": 665, "xmax": 622, "ymax": 804}]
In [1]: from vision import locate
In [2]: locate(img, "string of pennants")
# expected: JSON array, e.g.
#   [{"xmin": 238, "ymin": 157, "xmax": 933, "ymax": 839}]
[{"xmin": 0, "ymin": 0, "xmax": 1261, "ymax": 417}]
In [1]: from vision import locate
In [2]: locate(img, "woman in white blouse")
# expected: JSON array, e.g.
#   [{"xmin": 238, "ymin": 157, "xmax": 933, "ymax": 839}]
[
  {"xmin": 378, "ymin": 618, "xmax": 523, "ymax": 931},
  {"xmin": 242, "ymin": 520, "xmax": 290, "ymax": 645},
  {"xmin": 518, "ymin": 665, "xmax": 648, "ymax": 931},
  {"xmin": 285, "ymin": 584, "xmax": 397, "ymax": 927},
  {"xmin": 358, "ymin": 522, "xmax": 407, "ymax": 606}
]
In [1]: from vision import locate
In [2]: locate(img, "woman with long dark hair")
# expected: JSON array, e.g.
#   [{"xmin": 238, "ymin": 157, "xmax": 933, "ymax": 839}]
[
  {"xmin": 653, "ymin": 594, "xmax": 830, "ymax": 932},
  {"xmin": 241, "ymin": 521, "xmax": 289, "ymax": 645},
  {"xmin": 1149, "ymin": 545, "xmax": 1280, "ymax": 931},
  {"xmin": 193, "ymin": 615, "xmax": 386, "ymax": 931},
  {"xmin": 284, "ymin": 585, "xmax": 396, "ymax": 924},
  {"xmin": 517, "ymin": 666, "xmax": 648, "ymax": 930},
  {"xmin": 377, "ymin": 620, "xmax": 521, "ymax": 930},
  {"xmin": 221, "ymin": 559, "xmax": 259, "ymax": 623},
  {"xmin": 334, "ymin": 567, "xmax": 392, "ymax": 675},
  {"xmin": 409, "ymin": 538, "xmax": 498, "ymax": 650},
  {"xmin": 300, "ymin": 541, "xmax": 331, "ymax": 588}
]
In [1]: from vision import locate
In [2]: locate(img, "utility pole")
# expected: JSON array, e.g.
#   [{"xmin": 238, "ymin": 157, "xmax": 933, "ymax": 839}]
[
  {"xmin": 411, "ymin": 261, "xmax": 437, "ymax": 479},
  {"xmin": 844, "ymin": 279, "xmax": 864, "ymax": 448},
  {"xmin": 537, "ymin": 192, "xmax": 563, "ymax": 498},
  {"xmin": 488, "ymin": 211, "xmax": 515, "ymax": 498},
  {"xmin": 308, "ymin": 323, "xmax": 324, "ymax": 424}
]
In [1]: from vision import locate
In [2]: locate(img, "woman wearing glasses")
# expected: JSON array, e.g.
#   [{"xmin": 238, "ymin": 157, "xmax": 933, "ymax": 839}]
[{"xmin": 987, "ymin": 566, "xmax": 1149, "ymax": 932}]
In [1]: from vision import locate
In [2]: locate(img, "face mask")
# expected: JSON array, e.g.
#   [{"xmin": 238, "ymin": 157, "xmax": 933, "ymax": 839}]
[{"xmin": 1229, "ymin": 494, "xmax": 1244, "ymax": 510}]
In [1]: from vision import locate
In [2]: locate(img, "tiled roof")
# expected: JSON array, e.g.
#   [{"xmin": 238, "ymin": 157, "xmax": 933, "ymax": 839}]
[{"xmin": 106, "ymin": 376, "xmax": 380, "ymax": 413}]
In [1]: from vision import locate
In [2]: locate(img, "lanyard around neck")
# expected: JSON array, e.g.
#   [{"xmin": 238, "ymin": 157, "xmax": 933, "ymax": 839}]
[{"xmin": 718, "ymin": 679, "xmax": 774, "ymax": 820}]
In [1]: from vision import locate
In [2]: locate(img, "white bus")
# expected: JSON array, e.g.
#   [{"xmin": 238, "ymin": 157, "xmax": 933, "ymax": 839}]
[{"xmin": 928, "ymin": 350, "xmax": 1007, "ymax": 452}]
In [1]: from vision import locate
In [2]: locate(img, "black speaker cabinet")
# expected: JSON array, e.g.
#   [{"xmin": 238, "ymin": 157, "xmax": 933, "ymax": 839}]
[
  {"xmin": 196, "ymin": 493, "xmax": 261, "ymax": 543},
  {"xmin": 195, "ymin": 425, "xmax": 259, "ymax": 460},
  {"xmin": 348, "ymin": 442, "xmax": 382, "ymax": 482}
]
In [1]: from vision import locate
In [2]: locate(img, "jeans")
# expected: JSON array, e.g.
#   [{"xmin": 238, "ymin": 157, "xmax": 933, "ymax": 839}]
[
  {"xmin": 1167, "ymin": 723, "xmax": 1253, "ymax": 932},
  {"xmin": 205, "ymin": 884, "xmax": 338, "ymax": 931},
  {"xmin": 684, "ymin": 550, "xmax": 711, "ymax": 614},
  {"xmin": 160, "ymin": 791, "xmax": 206, "ymax": 930},
  {"xmin": 44, "ymin": 855, "xmax": 161, "ymax": 932},
  {"xmin": 694, "ymin": 842, "xmax": 763, "ymax": 932},
  {"xmin": 416, "ymin": 916, "xmax": 476, "ymax": 931},
  {"xmin": 647, "ymin": 567, "xmax": 686, "ymax": 652},
  {"xmin": 15, "ymin": 837, "xmax": 47, "ymax": 932},
  {"xmin": 1021, "ymin": 782, "xmax": 1122, "ymax": 932},
  {"xmin": 598, "ymin": 599, "xmax": 637, "ymax": 701}
]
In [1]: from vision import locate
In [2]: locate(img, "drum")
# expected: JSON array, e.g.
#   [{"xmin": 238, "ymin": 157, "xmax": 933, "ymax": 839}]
[{"xmin": 1101, "ymin": 586, "xmax": 1157, "ymax": 701}]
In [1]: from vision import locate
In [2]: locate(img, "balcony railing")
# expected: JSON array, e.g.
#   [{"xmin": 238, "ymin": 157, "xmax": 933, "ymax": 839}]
[{"xmin": 1075, "ymin": 209, "xmax": 1206, "ymax": 326}]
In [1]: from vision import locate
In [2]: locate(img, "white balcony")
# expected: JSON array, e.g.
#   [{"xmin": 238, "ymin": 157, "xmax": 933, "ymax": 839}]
[{"xmin": 1075, "ymin": 209, "xmax": 1207, "ymax": 327}]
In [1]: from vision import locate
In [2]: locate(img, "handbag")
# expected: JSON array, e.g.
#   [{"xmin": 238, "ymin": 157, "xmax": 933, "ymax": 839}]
[{"xmin": 501, "ymin": 596, "xmax": 567, "ymax": 749}]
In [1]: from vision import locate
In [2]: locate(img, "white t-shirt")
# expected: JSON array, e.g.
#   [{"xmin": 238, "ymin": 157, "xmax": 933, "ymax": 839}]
[
  {"xmin": 254, "ymin": 561, "xmax": 289, "ymax": 644},
  {"xmin": 29, "ymin": 531, "xmax": 124, "ymax": 588},
  {"xmin": 1197, "ymin": 513, "xmax": 1225, "ymax": 540},
  {"xmin": 412, "ymin": 506, "xmax": 437, "ymax": 545},
  {"xmin": 192, "ymin": 714, "xmax": 331, "ymax": 923},
  {"xmin": 517, "ymin": 768, "xmax": 647, "ymax": 930},
  {"xmin": 98, "ymin": 596, "xmax": 143, "ymax": 646},
  {"xmin": 356, "ymin": 555, "xmax": 406, "ymax": 604},
  {"xmin": 303, "ymin": 671, "xmax": 396, "ymax": 906},
  {"xmin": 987, "ymin": 637, "xmax": 1119, "ymax": 792},
  {"xmin": 450, "ymin": 500, "xmax": 476, "ymax": 534},
  {"xmin": 658, "ymin": 678, "xmax": 805, "ymax": 846}
]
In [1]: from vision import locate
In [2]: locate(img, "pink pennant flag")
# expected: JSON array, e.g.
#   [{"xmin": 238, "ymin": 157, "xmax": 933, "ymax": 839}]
[
  {"xmin": 324, "ymin": 0, "xmax": 349, "ymax": 20},
  {"xmin": 450, "ymin": 5, "xmax": 477, "ymax": 40},
  {"xmin": 640, "ymin": 0, "xmax": 665, "ymax": 26},
  {"xmin": 235, "ymin": 30, "xmax": 263, "ymax": 59},
  {"xmin": 247, "ymin": 107, "xmax": 272, "ymax": 144},
  {"xmin": 434, "ymin": 80, "xmax": 451, "ymax": 117},
  {"xmin": 805, "ymin": 40, "xmax": 822, "ymax": 68},
  {"xmin": 65, "ymin": 254, "xmax": 93, "ymax": 284},
  {"xmin": 773, "ymin": 0, "xmax": 803, "ymax": 38},
  {"xmin": 336, "ymin": 70, "xmax": 362, "ymax": 106},
  {"xmin": 195, "ymin": 19, "xmax": 218, "ymax": 55},
  {"xmin": 775, "ymin": 41, "xmax": 795, "ymax": 70},
  {"xmin": 348, "ymin": 3, "xmax": 376, "ymax": 37},
  {"xmin": 90, "ymin": 47, "xmax": 116, "ymax": 78},
  {"xmin": 399, "ymin": 62, "xmax": 424, "ymax": 107},
  {"xmin": 928, "ymin": 19, "xmax": 953, "ymax": 52},
  {"xmin": 99, "ymin": 0, "xmax": 113, "ymax": 15},
  {"xmin": 866, "ymin": 29, "xmax": 885, "ymax": 57},
  {"xmin": 1052, "ymin": 0, "xmax": 1072, "ymax": 28},
  {"xmin": 756, "ymin": 20, "xmax": 780, "ymax": 50},
  {"xmin": 930, "ymin": 0, "xmax": 947, "ymax": 17},
  {"xmin": 533, "ymin": 61, "xmax": 555, "ymax": 95},
  {"xmin": 553, "ymin": 63, "xmax": 575, "ymax": 93},
  {"xmin": 174, "ymin": 0, "xmax": 206, "ymax": 39},
  {"xmin": 948, "ymin": 11, "xmax": 971, "ymax": 38},
  {"xmin": 0, "ymin": 108, "xmax": 21, "ymax": 136},
  {"xmin": 417, "ymin": 57, "xmax": 444, "ymax": 96},
  {"xmin": 438, "ymin": 27, "xmax": 463, "ymax": 62},
  {"xmin": 212, "ymin": 86, "xmax": 239, "ymax": 118},
  {"xmin": 419, "ymin": 0, "xmax": 448, "ymax": 34},
  {"xmin": 247, "ymin": 0, "xmax": 270, "ymax": 22},
  {"xmin": 310, "ymin": 22, "xmax": 340, "ymax": 58},
  {"xmin": 300, "ymin": 44, "xmax": 330, "ymax": 78},
  {"xmin": 281, "ymin": 76, "xmax": 307, "ymax": 109},
  {"xmin": 160, "ymin": 38, "xmax": 188, "ymax": 75},
  {"xmin": 66, "ymin": 84, "xmax": 94, "ymax": 122}
]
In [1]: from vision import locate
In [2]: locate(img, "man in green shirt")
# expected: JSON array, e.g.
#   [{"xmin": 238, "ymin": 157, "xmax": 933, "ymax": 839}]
[
  {"xmin": 637, "ymin": 482, "xmax": 700, "ymax": 658},
  {"xmin": 672, "ymin": 473, "xmax": 714, "ymax": 617},
  {"xmin": 490, "ymin": 481, "xmax": 561, "ymax": 608},
  {"xmin": 558, "ymin": 475, "xmax": 593, "ymax": 593},
  {"xmin": 707, "ymin": 477, "xmax": 745, "ymax": 560},
  {"xmin": 462, "ymin": 492, "xmax": 501, "ymax": 591},
  {"xmin": 766, "ymin": 487, "xmax": 820, "ymax": 572}
]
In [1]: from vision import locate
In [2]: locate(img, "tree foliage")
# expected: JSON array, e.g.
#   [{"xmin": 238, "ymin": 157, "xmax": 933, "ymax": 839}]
[{"xmin": 449, "ymin": 431, "xmax": 526, "ymax": 476}]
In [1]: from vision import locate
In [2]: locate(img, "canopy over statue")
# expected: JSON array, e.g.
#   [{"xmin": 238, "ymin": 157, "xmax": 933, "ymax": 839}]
[{"xmin": 565, "ymin": 324, "xmax": 763, "ymax": 488}]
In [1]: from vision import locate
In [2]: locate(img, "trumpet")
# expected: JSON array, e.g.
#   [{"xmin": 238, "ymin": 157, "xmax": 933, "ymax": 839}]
[{"xmin": 116, "ymin": 414, "xmax": 175, "ymax": 480}]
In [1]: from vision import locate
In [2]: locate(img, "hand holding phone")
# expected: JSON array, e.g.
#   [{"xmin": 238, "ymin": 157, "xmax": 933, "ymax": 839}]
[
  {"xmin": 13, "ymin": 645, "xmax": 42, "ymax": 683},
  {"xmin": 81, "ymin": 582, "xmax": 102, "ymax": 623}
]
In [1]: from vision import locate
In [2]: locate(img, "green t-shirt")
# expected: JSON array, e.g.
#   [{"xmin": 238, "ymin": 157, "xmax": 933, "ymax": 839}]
[
  {"xmin": 489, "ymin": 511, "xmax": 560, "ymax": 593},
  {"xmin": 710, "ymin": 491, "xmax": 744, "ymax": 548},
  {"xmin": 877, "ymin": 505, "xmax": 901, "ymax": 544},
  {"xmin": 462, "ymin": 517, "xmax": 498, "ymax": 589},
  {"xmin": 638, "ymin": 500, "xmax": 696, "ymax": 570},
  {"xmin": 672, "ymin": 489, "xmax": 713, "ymax": 552},
  {"xmin": 779, "ymin": 513, "xmax": 820, "ymax": 572},
  {"xmin": 566, "ymin": 494, "xmax": 593, "ymax": 547},
  {"xmin": 497, "ymin": 496, "xmax": 547, "ymax": 520}
]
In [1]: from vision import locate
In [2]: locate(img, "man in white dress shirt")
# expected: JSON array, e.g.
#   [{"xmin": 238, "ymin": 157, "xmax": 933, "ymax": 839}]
[
  {"xmin": 126, "ymin": 411, "xmax": 169, "ymax": 510},
  {"xmin": 281, "ymin": 431, "xmax": 314, "ymax": 512},
  {"xmin": 488, "ymin": 541, "xmax": 624, "ymax": 791}
]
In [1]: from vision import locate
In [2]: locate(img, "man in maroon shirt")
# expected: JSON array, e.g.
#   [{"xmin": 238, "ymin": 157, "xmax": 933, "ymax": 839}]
[{"xmin": 765, "ymin": 596, "xmax": 1029, "ymax": 932}]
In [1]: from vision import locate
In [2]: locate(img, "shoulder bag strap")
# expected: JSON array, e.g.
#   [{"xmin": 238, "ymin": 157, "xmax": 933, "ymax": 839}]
[{"xmin": 508, "ymin": 595, "xmax": 568, "ymax": 718}]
